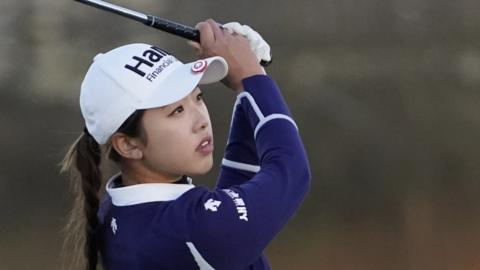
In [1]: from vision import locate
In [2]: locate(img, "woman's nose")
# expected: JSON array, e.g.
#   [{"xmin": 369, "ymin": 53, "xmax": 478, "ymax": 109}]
[
  {"xmin": 193, "ymin": 107, "xmax": 209, "ymax": 133},
  {"xmin": 194, "ymin": 117, "xmax": 209, "ymax": 133}
]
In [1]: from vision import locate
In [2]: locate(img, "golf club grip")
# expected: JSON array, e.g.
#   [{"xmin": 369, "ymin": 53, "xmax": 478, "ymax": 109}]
[
  {"xmin": 147, "ymin": 15, "xmax": 271, "ymax": 67},
  {"xmin": 147, "ymin": 15, "xmax": 200, "ymax": 42}
]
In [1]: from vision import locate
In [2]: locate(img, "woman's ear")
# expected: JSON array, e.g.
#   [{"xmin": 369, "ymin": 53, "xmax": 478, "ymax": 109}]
[{"xmin": 110, "ymin": 133, "xmax": 143, "ymax": 160}]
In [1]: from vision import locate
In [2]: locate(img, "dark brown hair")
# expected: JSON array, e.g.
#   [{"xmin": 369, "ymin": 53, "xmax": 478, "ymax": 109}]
[{"xmin": 60, "ymin": 109, "xmax": 145, "ymax": 270}]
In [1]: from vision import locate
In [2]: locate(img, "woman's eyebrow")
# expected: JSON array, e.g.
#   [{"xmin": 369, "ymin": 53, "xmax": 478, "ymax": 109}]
[
  {"xmin": 193, "ymin": 87, "xmax": 201, "ymax": 92},
  {"xmin": 159, "ymin": 104, "xmax": 171, "ymax": 110}
]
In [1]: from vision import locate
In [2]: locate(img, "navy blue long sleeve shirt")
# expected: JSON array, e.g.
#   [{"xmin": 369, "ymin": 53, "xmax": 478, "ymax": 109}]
[{"xmin": 98, "ymin": 75, "xmax": 311, "ymax": 269}]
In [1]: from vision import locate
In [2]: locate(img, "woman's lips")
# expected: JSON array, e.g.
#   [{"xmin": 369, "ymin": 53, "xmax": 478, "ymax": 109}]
[{"xmin": 196, "ymin": 136, "xmax": 214, "ymax": 155}]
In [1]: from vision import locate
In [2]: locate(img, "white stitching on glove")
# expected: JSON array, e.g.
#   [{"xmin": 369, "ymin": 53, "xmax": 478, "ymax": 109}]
[{"xmin": 222, "ymin": 22, "xmax": 272, "ymax": 63}]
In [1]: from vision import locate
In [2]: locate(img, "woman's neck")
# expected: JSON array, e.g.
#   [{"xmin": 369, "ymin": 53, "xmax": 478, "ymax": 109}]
[{"xmin": 120, "ymin": 163, "xmax": 182, "ymax": 186}]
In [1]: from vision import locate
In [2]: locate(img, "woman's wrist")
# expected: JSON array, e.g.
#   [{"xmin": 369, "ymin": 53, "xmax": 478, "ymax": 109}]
[
  {"xmin": 240, "ymin": 65, "xmax": 266, "ymax": 78},
  {"xmin": 230, "ymin": 64, "xmax": 266, "ymax": 92}
]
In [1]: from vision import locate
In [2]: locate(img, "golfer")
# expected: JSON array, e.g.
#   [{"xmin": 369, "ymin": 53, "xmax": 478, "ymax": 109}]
[{"xmin": 62, "ymin": 19, "xmax": 310, "ymax": 270}]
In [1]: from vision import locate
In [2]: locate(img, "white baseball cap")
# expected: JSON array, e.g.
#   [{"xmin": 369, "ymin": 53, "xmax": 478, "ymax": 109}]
[{"xmin": 80, "ymin": 43, "xmax": 228, "ymax": 144}]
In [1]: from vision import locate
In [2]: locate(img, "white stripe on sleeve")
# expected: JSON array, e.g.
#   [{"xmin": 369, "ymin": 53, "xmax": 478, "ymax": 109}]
[
  {"xmin": 254, "ymin": 113, "xmax": 298, "ymax": 139},
  {"xmin": 222, "ymin": 158, "xmax": 261, "ymax": 173},
  {"xmin": 186, "ymin": 242, "xmax": 215, "ymax": 270}
]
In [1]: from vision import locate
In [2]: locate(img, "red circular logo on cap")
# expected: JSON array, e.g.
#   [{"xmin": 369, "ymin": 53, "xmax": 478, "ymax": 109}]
[{"xmin": 192, "ymin": 60, "xmax": 208, "ymax": 73}]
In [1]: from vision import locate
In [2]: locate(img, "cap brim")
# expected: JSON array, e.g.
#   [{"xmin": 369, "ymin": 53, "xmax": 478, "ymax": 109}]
[{"xmin": 139, "ymin": 56, "xmax": 228, "ymax": 109}]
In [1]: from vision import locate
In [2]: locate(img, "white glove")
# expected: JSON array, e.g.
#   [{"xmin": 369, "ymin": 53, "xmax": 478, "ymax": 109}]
[{"xmin": 222, "ymin": 22, "xmax": 272, "ymax": 64}]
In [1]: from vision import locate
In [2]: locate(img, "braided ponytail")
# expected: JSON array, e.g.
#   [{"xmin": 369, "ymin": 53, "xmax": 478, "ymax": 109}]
[
  {"xmin": 60, "ymin": 110, "xmax": 145, "ymax": 270},
  {"xmin": 61, "ymin": 130, "xmax": 102, "ymax": 270}
]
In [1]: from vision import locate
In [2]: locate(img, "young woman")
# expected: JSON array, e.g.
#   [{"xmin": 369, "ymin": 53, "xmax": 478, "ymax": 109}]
[{"xmin": 62, "ymin": 19, "xmax": 310, "ymax": 270}]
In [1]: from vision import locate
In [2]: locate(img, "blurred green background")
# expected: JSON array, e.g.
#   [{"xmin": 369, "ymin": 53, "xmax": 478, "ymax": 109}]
[{"xmin": 1, "ymin": 0, "xmax": 480, "ymax": 269}]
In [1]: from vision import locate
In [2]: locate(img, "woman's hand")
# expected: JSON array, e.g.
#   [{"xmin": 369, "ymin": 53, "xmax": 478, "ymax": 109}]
[{"xmin": 189, "ymin": 19, "xmax": 266, "ymax": 92}]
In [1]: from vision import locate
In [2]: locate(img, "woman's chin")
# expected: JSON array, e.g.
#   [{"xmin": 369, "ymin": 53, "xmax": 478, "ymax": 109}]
[{"xmin": 190, "ymin": 158, "xmax": 214, "ymax": 176}]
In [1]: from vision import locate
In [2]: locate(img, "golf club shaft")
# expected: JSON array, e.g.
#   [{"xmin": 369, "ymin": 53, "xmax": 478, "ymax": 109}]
[
  {"xmin": 74, "ymin": 0, "xmax": 271, "ymax": 66},
  {"xmin": 74, "ymin": 0, "xmax": 200, "ymax": 42}
]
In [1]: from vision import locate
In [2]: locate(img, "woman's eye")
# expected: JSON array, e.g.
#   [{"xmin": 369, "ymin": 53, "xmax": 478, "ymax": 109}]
[
  {"xmin": 196, "ymin": 92, "xmax": 203, "ymax": 101},
  {"xmin": 170, "ymin": 106, "xmax": 184, "ymax": 115}
]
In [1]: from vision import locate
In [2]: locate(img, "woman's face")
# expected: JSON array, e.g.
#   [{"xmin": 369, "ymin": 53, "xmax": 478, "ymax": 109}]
[{"xmin": 137, "ymin": 87, "xmax": 214, "ymax": 178}]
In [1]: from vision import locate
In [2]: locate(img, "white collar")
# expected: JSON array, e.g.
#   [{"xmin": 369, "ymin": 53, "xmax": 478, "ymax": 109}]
[{"xmin": 106, "ymin": 173, "xmax": 195, "ymax": 206}]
